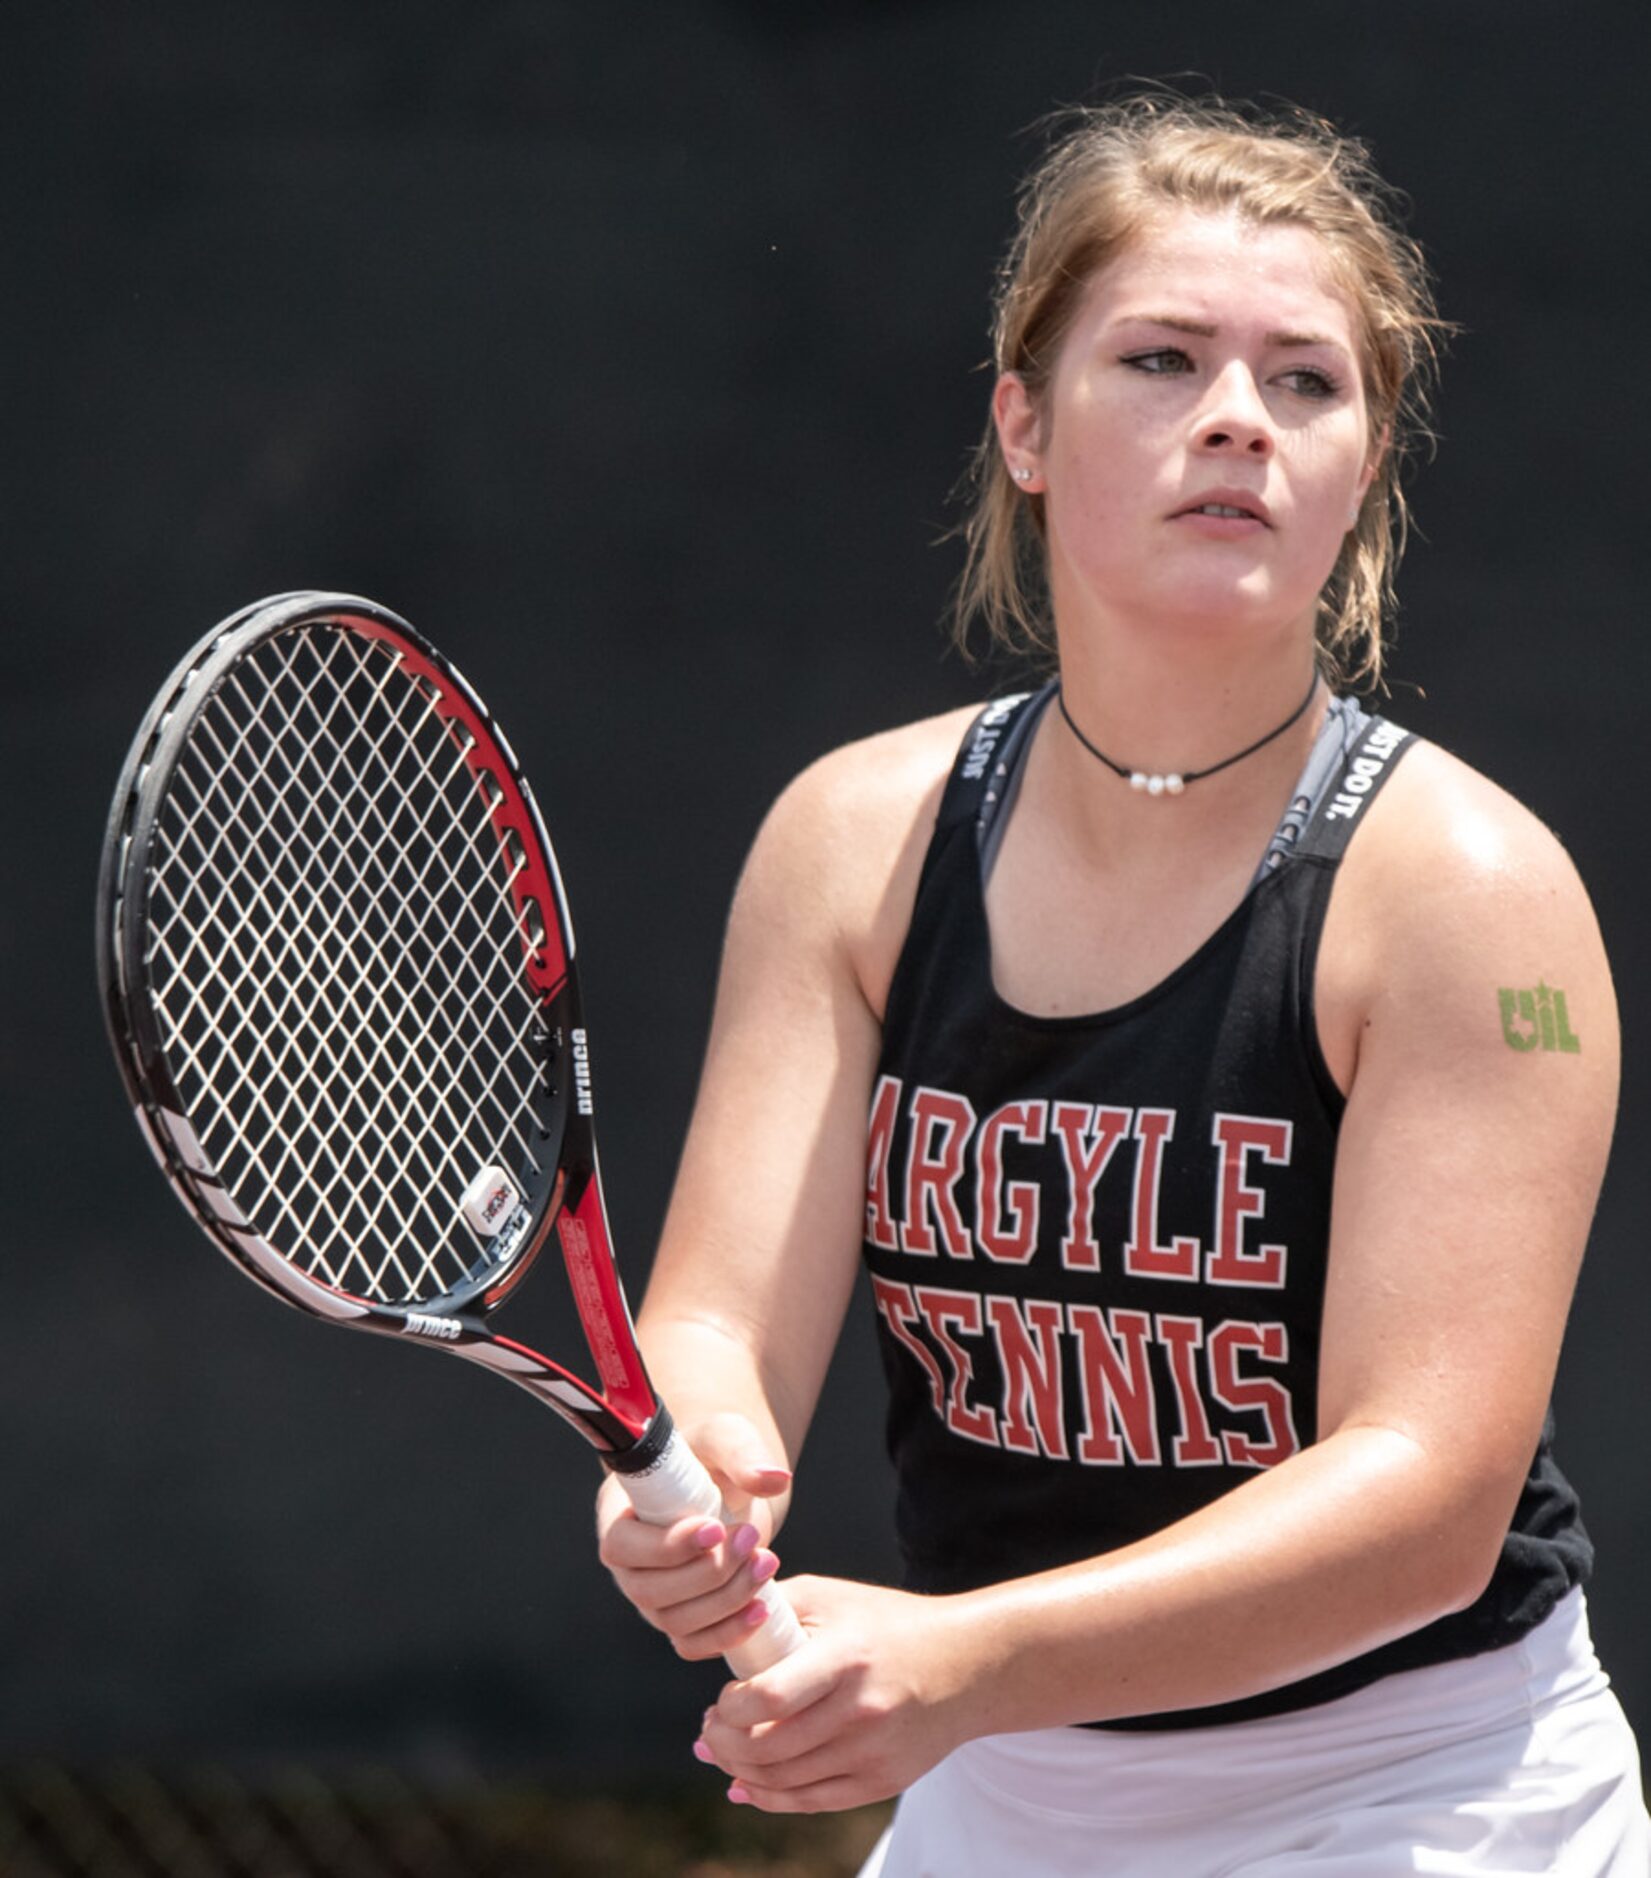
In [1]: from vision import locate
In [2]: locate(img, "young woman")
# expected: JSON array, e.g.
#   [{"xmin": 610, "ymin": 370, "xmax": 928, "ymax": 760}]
[{"xmin": 597, "ymin": 97, "xmax": 1650, "ymax": 1872}]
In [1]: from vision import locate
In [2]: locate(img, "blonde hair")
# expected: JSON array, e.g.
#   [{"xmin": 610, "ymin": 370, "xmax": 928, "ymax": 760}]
[{"xmin": 953, "ymin": 94, "xmax": 1450, "ymax": 692}]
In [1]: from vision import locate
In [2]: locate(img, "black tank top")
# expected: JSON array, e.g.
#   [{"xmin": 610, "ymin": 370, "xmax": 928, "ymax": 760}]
[{"xmin": 861, "ymin": 687, "xmax": 1591, "ymax": 1728}]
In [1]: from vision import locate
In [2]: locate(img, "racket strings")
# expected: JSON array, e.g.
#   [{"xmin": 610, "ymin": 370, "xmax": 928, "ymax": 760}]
[
  {"xmin": 156, "ymin": 634, "xmax": 547, "ymax": 1297},
  {"xmin": 179, "ymin": 661, "xmax": 518, "ymax": 1241},
  {"xmin": 154, "ymin": 650, "xmax": 487, "ymax": 1292},
  {"xmin": 143, "ymin": 626, "xmax": 554, "ymax": 1305}
]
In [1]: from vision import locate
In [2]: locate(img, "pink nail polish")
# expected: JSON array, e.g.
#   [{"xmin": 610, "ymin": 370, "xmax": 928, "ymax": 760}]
[
  {"xmin": 750, "ymin": 1551, "xmax": 779, "ymax": 1586},
  {"xmin": 693, "ymin": 1522, "xmax": 724, "ymax": 1550},
  {"xmin": 730, "ymin": 1524, "xmax": 759, "ymax": 1560},
  {"xmin": 741, "ymin": 1599, "xmax": 769, "ymax": 1628},
  {"xmin": 693, "ymin": 1739, "xmax": 714, "ymax": 1764},
  {"xmin": 727, "ymin": 1784, "xmax": 751, "ymax": 1806}
]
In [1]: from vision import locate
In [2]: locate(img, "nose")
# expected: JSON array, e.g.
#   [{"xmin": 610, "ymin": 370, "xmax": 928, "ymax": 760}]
[{"xmin": 1194, "ymin": 362, "xmax": 1275, "ymax": 459}]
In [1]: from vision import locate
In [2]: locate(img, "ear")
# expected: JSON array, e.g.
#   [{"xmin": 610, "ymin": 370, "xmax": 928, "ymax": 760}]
[{"xmin": 992, "ymin": 372, "xmax": 1045, "ymax": 492}]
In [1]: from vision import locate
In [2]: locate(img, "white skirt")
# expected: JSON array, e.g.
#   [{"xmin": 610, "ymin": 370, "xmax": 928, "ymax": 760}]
[{"xmin": 859, "ymin": 1591, "xmax": 1648, "ymax": 1876}]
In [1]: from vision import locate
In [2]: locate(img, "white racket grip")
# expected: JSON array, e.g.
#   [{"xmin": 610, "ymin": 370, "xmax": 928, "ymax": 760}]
[{"xmin": 618, "ymin": 1424, "xmax": 808, "ymax": 1677}]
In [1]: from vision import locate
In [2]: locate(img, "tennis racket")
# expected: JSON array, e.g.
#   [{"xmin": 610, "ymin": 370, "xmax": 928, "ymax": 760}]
[{"xmin": 96, "ymin": 590, "xmax": 804, "ymax": 1677}]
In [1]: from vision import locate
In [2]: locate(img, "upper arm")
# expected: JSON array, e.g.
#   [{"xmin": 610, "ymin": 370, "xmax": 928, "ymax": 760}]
[
  {"xmin": 641, "ymin": 716, "xmax": 965, "ymax": 1460},
  {"xmin": 1315, "ymin": 747, "xmax": 1619, "ymax": 1571}
]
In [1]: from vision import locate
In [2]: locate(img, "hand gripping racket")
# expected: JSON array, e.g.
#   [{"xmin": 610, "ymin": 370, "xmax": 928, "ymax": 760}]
[{"xmin": 96, "ymin": 591, "xmax": 804, "ymax": 1677}]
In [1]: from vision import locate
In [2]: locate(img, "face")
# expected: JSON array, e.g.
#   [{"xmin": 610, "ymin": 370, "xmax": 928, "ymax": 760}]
[{"xmin": 996, "ymin": 207, "xmax": 1380, "ymax": 649}]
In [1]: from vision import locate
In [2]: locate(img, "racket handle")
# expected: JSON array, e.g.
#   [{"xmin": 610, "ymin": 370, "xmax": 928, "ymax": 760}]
[{"xmin": 615, "ymin": 1422, "xmax": 808, "ymax": 1677}]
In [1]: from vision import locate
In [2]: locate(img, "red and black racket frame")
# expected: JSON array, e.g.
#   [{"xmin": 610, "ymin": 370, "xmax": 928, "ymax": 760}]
[{"xmin": 97, "ymin": 592, "xmax": 679, "ymax": 1477}]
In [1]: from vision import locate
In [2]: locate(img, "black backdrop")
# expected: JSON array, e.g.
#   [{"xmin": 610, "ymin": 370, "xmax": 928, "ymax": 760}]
[{"xmin": 6, "ymin": 0, "xmax": 1649, "ymax": 1782}]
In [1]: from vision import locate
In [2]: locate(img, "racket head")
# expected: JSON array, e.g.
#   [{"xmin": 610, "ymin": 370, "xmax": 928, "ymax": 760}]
[{"xmin": 98, "ymin": 593, "xmax": 654, "ymax": 1447}]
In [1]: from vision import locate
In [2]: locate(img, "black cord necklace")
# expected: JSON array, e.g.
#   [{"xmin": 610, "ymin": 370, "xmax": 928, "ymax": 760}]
[{"xmin": 1057, "ymin": 671, "xmax": 1321, "ymax": 797}]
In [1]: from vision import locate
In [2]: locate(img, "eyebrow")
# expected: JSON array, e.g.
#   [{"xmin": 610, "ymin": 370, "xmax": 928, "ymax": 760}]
[{"xmin": 1119, "ymin": 314, "xmax": 1349, "ymax": 350}]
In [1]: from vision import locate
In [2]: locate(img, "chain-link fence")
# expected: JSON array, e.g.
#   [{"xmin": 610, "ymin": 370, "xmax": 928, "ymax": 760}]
[{"xmin": 0, "ymin": 1766, "xmax": 890, "ymax": 1878}]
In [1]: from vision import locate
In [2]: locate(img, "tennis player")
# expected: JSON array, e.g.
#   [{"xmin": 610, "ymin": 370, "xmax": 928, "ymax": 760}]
[{"xmin": 596, "ymin": 95, "xmax": 1650, "ymax": 1872}]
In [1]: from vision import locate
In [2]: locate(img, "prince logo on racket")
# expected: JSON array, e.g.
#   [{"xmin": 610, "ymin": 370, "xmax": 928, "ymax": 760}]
[
  {"xmin": 405, "ymin": 1313, "xmax": 463, "ymax": 1344},
  {"xmin": 572, "ymin": 1027, "xmax": 595, "ymax": 1116}
]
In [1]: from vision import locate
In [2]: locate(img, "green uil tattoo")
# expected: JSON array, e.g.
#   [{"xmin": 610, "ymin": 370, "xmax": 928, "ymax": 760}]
[{"xmin": 1498, "ymin": 982, "xmax": 1580, "ymax": 1054}]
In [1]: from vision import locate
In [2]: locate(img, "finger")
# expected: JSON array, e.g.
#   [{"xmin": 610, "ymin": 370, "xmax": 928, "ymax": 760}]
[
  {"xmin": 701, "ymin": 1678, "xmax": 848, "ymax": 1773},
  {"xmin": 598, "ymin": 1506, "xmax": 727, "ymax": 1571},
  {"xmin": 712, "ymin": 1607, "xmax": 839, "ymax": 1728},
  {"xmin": 692, "ymin": 1413, "xmax": 794, "ymax": 1512},
  {"xmin": 637, "ymin": 1539, "xmax": 775, "ymax": 1631},
  {"xmin": 726, "ymin": 1772, "xmax": 886, "ymax": 1816},
  {"xmin": 731, "ymin": 1457, "xmax": 794, "ymax": 1499},
  {"xmin": 603, "ymin": 1518, "xmax": 757, "ymax": 1613},
  {"xmin": 667, "ymin": 1578, "xmax": 789, "ymax": 1663},
  {"xmin": 627, "ymin": 1550, "xmax": 784, "ymax": 1658}
]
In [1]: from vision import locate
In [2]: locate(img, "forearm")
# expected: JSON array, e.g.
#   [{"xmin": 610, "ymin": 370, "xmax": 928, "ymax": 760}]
[{"xmin": 939, "ymin": 1425, "xmax": 1509, "ymax": 1733}]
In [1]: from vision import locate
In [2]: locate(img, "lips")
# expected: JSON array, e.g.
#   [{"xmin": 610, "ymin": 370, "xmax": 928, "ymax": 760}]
[{"xmin": 1172, "ymin": 490, "xmax": 1273, "ymax": 527}]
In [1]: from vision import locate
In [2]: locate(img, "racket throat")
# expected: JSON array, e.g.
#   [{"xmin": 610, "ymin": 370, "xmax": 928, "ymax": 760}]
[{"xmin": 555, "ymin": 1173, "xmax": 657, "ymax": 1432}]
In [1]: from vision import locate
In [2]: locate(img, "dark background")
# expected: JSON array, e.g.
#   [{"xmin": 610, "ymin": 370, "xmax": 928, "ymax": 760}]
[{"xmin": 6, "ymin": 0, "xmax": 1648, "ymax": 1786}]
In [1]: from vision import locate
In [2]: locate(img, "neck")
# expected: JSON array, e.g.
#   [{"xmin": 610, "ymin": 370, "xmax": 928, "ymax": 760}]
[
  {"xmin": 1059, "ymin": 667, "xmax": 1320, "ymax": 793},
  {"xmin": 1055, "ymin": 629, "xmax": 1321, "ymax": 781},
  {"xmin": 1039, "ymin": 623, "xmax": 1327, "ymax": 861},
  {"xmin": 1044, "ymin": 534, "xmax": 1327, "ymax": 763}
]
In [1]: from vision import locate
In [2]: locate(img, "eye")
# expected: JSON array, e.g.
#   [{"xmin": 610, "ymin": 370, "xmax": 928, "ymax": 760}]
[
  {"xmin": 1121, "ymin": 347, "xmax": 1195, "ymax": 376},
  {"xmin": 1276, "ymin": 365, "xmax": 1342, "ymax": 401}
]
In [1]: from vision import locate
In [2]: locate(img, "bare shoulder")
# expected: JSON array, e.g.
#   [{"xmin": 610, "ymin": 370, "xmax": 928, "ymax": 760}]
[
  {"xmin": 755, "ymin": 705, "xmax": 979, "ymax": 867},
  {"xmin": 1320, "ymin": 736, "xmax": 1618, "ymax": 1087},
  {"xmin": 733, "ymin": 704, "xmax": 982, "ymax": 1016},
  {"xmin": 1347, "ymin": 739, "xmax": 1603, "ymax": 946}
]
